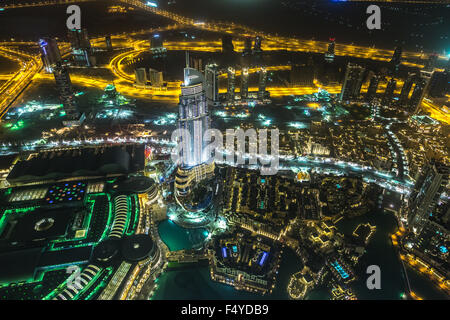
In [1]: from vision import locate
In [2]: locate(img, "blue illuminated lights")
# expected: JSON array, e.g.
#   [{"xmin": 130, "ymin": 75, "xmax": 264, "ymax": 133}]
[
  {"xmin": 222, "ymin": 247, "xmax": 228, "ymax": 258},
  {"xmin": 146, "ymin": 1, "xmax": 158, "ymax": 7},
  {"xmin": 439, "ymin": 246, "xmax": 448, "ymax": 254},
  {"xmin": 259, "ymin": 251, "xmax": 268, "ymax": 266},
  {"xmin": 331, "ymin": 261, "xmax": 349, "ymax": 279}
]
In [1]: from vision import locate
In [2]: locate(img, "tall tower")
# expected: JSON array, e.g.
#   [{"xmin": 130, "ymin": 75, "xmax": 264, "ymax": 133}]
[
  {"xmin": 68, "ymin": 28, "xmax": 92, "ymax": 67},
  {"xmin": 258, "ymin": 67, "xmax": 267, "ymax": 101},
  {"xmin": 241, "ymin": 67, "xmax": 249, "ymax": 100},
  {"xmin": 227, "ymin": 67, "xmax": 236, "ymax": 104},
  {"xmin": 381, "ymin": 78, "xmax": 397, "ymax": 106},
  {"xmin": 324, "ymin": 37, "xmax": 335, "ymax": 63},
  {"xmin": 135, "ymin": 67, "xmax": 148, "ymax": 87},
  {"xmin": 205, "ymin": 63, "xmax": 219, "ymax": 107},
  {"xmin": 177, "ymin": 57, "xmax": 210, "ymax": 167},
  {"xmin": 365, "ymin": 74, "xmax": 380, "ymax": 103},
  {"xmin": 408, "ymin": 71, "xmax": 431, "ymax": 113},
  {"xmin": 339, "ymin": 63, "xmax": 365, "ymax": 101},
  {"xmin": 105, "ymin": 36, "xmax": 113, "ymax": 51},
  {"xmin": 253, "ymin": 36, "xmax": 263, "ymax": 53},
  {"xmin": 390, "ymin": 46, "xmax": 402, "ymax": 70},
  {"xmin": 174, "ymin": 55, "xmax": 216, "ymax": 225},
  {"xmin": 39, "ymin": 37, "xmax": 80, "ymax": 123},
  {"xmin": 39, "ymin": 38, "xmax": 61, "ymax": 73},
  {"xmin": 398, "ymin": 73, "xmax": 415, "ymax": 106},
  {"xmin": 408, "ymin": 161, "xmax": 449, "ymax": 233},
  {"xmin": 53, "ymin": 63, "xmax": 79, "ymax": 120}
]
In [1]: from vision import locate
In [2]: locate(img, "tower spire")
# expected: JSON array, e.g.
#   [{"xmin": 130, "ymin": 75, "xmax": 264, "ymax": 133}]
[{"xmin": 186, "ymin": 51, "xmax": 190, "ymax": 69}]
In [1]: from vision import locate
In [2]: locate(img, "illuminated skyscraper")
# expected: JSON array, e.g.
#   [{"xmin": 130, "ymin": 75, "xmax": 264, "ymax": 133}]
[
  {"xmin": 205, "ymin": 63, "xmax": 219, "ymax": 107},
  {"xmin": 241, "ymin": 67, "xmax": 249, "ymax": 100},
  {"xmin": 191, "ymin": 57, "xmax": 203, "ymax": 72},
  {"xmin": 227, "ymin": 67, "xmax": 236, "ymax": 103},
  {"xmin": 253, "ymin": 36, "xmax": 263, "ymax": 53},
  {"xmin": 398, "ymin": 73, "xmax": 415, "ymax": 106},
  {"xmin": 339, "ymin": 63, "xmax": 365, "ymax": 101},
  {"xmin": 105, "ymin": 36, "xmax": 113, "ymax": 51},
  {"xmin": 258, "ymin": 67, "xmax": 267, "ymax": 101},
  {"xmin": 39, "ymin": 37, "xmax": 80, "ymax": 123},
  {"xmin": 408, "ymin": 161, "xmax": 449, "ymax": 233},
  {"xmin": 39, "ymin": 38, "xmax": 61, "ymax": 73},
  {"xmin": 149, "ymin": 33, "xmax": 166, "ymax": 58},
  {"xmin": 148, "ymin": 68, "xmax": 163, "ymax": 87},
  {"xmin": 135, "ymin": 67, "xmax": 147, "ymax": 87},
  {"xmin": 177, "ymin": 63, "xmax": 210, "ymax": 167},
  {"xmin": 150, "ymin": 33, "xmax": 163, "ymax": 50},
  {"xmin": 174, "ymin": 56, "xmax": 216, "ymax": 223},
  {"xmin": 365, "ymin": 74, "xmax": 380, "ymax": 103},
  {"xmin": 53, "ymin": 62, "xmax": 79, "ymax": 122},
  {"xmin": 324, "ymin": 37, "xmax": 335, "ymax": 63},
  {"xmin": 408, "ymin": 71, "xmax": 431, "ymax": 113},
  {"xmin": 390, "ymin": 46, "xmax": 402, "ymax": 69},
  {"xmin": 381, "ymin": 78, "xmax": 397, "ymax": 106},
  {"xmin": 68, "ymin": 28, "xmax": 92, "ymax": 66}
]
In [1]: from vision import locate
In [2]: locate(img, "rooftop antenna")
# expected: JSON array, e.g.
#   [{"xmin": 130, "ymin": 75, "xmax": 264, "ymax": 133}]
[{"xmin": 185, "ymin": 50, "xmax": 190, "ymax": 69}]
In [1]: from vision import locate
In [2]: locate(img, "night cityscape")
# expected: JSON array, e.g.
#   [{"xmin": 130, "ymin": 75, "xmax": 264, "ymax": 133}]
[{"xmin": 0, "ymin": 0, "xmax": 449, "ymax": 307}]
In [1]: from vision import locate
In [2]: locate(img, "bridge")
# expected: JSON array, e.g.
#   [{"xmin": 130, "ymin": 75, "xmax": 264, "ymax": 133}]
[{"xmin": 166, "ymin": 250, "xmax": 209, "ymax": 264}]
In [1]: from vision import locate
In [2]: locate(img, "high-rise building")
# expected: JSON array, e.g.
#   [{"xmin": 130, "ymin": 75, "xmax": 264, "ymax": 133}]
[
  {"xmin": 324, "ymin": 37, "xmax": 335, "ymax": 63},
  {"xmin": 135, "ymin": 67, "xmax": 147, "ymax": 87},
  {"xmin": 148, "ymin": 68, "xmax": 163, "ymax": 87},
  {"xmin": 174, "ymin": 59, "xmax": 216, "ymax": 224},
  {"xmin": 243, "ymin": 37, "xmax": 253, "ymax": 56},
  {"xmin": 381, "ymin": 78, "xmax": 397, "ymax": 106},
  {"xmin": 150, "ymin": 33, "xmax": 166, "ymax": 58},
  {"xmin": 253, "ymin": 36, "xmax": 263, "ymax": 53},
  {"xmin": 150, "ymin": 33, "xmax": 164, "ymax": 50},
  {"xmin": 105, "ymin": 36, "xmax": 113, "ymax": 51},
  {"xmin": 339, "ymin": 63, "xmax": 365, "ymax": 101},
  {"xmin": 241, "ymin": 67, "xmax": 249, "ymax": 100},
  {"xmin": 398, "ymin": 73, "xmax": 415, "ymax": 106},
  {"xmin": 191, "ymin": 57, "xmax": 203, "ymax": 72},
  {"xmin": 177, "ymin": 64, "xmax": 211, "ymax": 168},
  {"xmin": 39, "ymin": 38, "xmax": 61, "ymax": 73},
  {"xmin": 365, "ymin": 74, "xmax": 381, "ymax": 103},
  {"xmin": 258, "ymin": 67, "xmax": 267, "ymax": 101},
  {"xmin": 204, "ymin": 64, "xmax": 219, "ymax": 107},
  {"xmin": 227, "ymin": 67, "xmax": 236, "ymax": 103},
  {"xmin": 39, "ymin": 37, "xmax": 81, "ymax": 124},
  {"xmin": 390, "ymin": 46, "xmax": 402, "ymax": 69},
  {"xmin": 222, "ymin": 35, "xmax": 234, "ymax": 54},
  {"xmin": 68, "ymin": 28, "xmax": 91, "ymax": 50},
  {"xmin": 408, "ymin": 161, "xmax": 449, "ymax": 233},
  {"xmin": 408, "ymin": 71, "xmax": 432, "ymax": 113},
  {"xmin": 68, "ymin": 28, "xmax": 92, "ymax": 67},
  {"xmin": 53, "ymin": 62, "xmax": 79, "ymax": 121},
  {"xmin": 428, "ymin": 70, "xmax": 449, "ymax": 98},
  {"xmin": 425, "ymin": 53, "xmax": 438, "ymax": 72}
]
